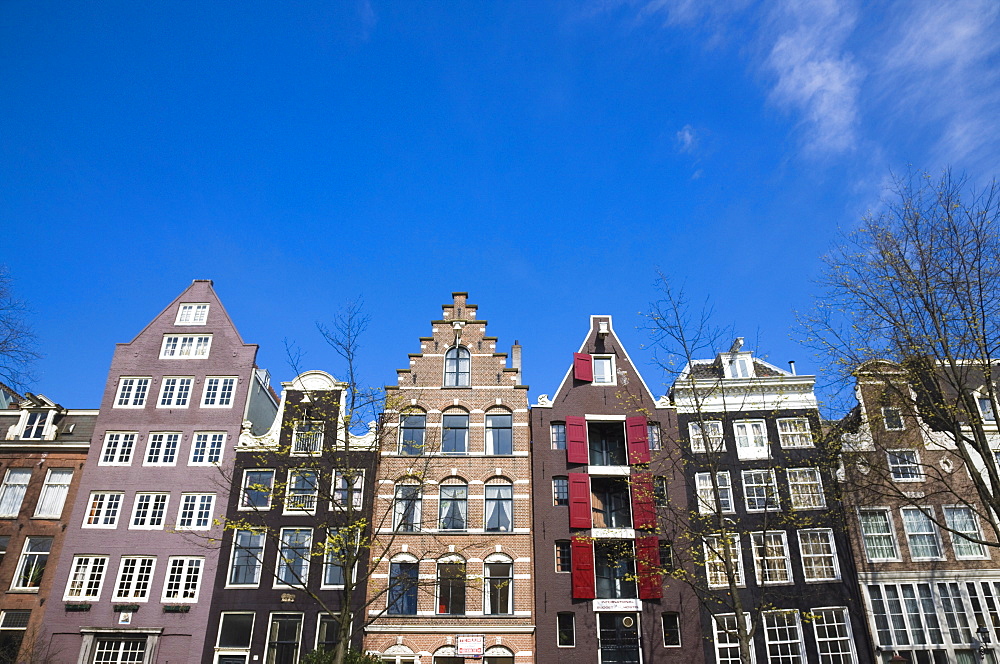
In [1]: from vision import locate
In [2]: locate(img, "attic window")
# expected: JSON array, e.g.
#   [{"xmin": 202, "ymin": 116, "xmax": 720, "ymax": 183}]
[
  {"xmin": 727, "ymin": 356, "xmax": 753, "ymax": 379},
  {"xmin": 175, "ymin": 304, "xmax": 209, "ymax": 325},
  {"xmin": 21, "ymin": 412, "xmax": 47, "ymax": 440},
  {"xmin": 592, "ymin": 357, "xmax": 615, "ymax": 384}
]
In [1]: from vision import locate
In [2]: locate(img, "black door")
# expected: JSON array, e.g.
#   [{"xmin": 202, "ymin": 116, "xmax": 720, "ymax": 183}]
[{"xmin": 599, "ymin": 613, "xmax": 640, "ymax": 664}]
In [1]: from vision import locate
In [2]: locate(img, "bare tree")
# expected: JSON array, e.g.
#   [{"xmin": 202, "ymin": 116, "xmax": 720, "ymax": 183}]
[
  {"xmin": 801, "ymin": 169, "xmax": 1000, "ymax": 548},
  {"xmin": 220, "ymin": 301, "xmax": 483, "ymax": 664},
  {"xmin": 0, "ymin": 266, "xmax": 39, "ymax": 392},
  {"xmin": 644, "ymin": 276, "xmax": 767, "ymax": 664},
  {"xmin": 646, "ymin": 275, "xmax": 860, "ymax": 664}
]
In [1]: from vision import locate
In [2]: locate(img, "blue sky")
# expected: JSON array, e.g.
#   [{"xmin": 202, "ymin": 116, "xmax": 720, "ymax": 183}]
[{"xmin": 2, "ymin": 1, "xmax": 999, "ymax": 413}]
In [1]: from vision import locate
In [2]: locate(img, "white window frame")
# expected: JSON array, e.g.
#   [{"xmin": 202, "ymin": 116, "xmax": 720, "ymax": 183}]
[
  {"xmin": 63, "ymin": 555, "xmax": 109, "ymax": 601},
  {"xmin": 0, "ymin": 468, "xmax": 30, "ymax": 518},
  {"xmin": 189, "ymin": 432, "xmax": 225, "ymax": 466},
  {"xmin": 695, "ymin": 471, "xmax": 734, "ymax": 514},
  {"xmin": 291, "ymin": 421, "xmax": 324, "ymax": 455},
  {"xmin": 240, "ymin": 469, "xmax": 275, "ymax": 511},
  {"xmin": 11, "ymin": 537, "xmax": 51, "ymax": 591},
  {"xmin": 797, "ymin": 529, "xmax": 841, "ymax": 582},
  {"xmin": 161, "ymin": 556, "xmax": 203, "ymax": 603},
  {"xmin": 751, "ymin": 531, "xmax": 792, "ymax": 585},
  {"xmin": 285, "ymin": 469, "xmax": 319, "ymax": 514},
  {"xmin": 900, "ymin": 506, "xmax": 944, "ymax": 561},
  {"xmin": 228, "ymin": 529, "xmax": 266, "ymax": 588},
  {"xmin": 550, "ymin": 422, "xmax": 566, "ymax": 450},
  {"xmin": 144, "ymin": 432, "xmax": 180, "ymax": 466},
  {"xmin": 787, "ymin": 467, "xmax": 826, "ymax": 510},
  {"xmin": 176, "ymin": 493, "xmax": 215, "ymax": 530},
  {"xmin": 979, "ymin": 396, "xmax": 996, "ymax": 422},
  {"xmin": 264, "ymin": 613, "xmax": 304, "ymax": 661},
  {"xmin": 34, "ymin": 468, "xmax": 73, "ymax": 519},
  {"xmin": 99, "ymin": 432, "xmax": 137, "ymax": 466},
  {"xmin": 591, "ymin": 355, "xmax": 616, "ymax": 385},
  {"xmin": 114, "ymin": 377, "xmax": 151, "ymax": 408},
  {"xmin": 704, "ymin": 534, "xmax": 744, "ymax": 588},
  {"xmin": 159, "ymin": 334, "xmax": 212, "ymax": 359},
  {"xmin": 175, "ymin": 303, "xmax": 209, "ymax": 325},
  {"xmin": 733, "ymin": 420, "xmax": 768, "ymax": 459},
  {"xmin": 882, "ymin": 406, "xmax": 905, "ymax": 430},
  {"xmin": 483, "ymin": 555, "xmax": 513, "ymax": 615},
  {"xmin": 810, "ymin": 606, "xmax": 857, "ymax": 664},
  {"xmin": 202, "ymin": 377, "xmax": 237, "ymax": 408},
  {"xmin": 887, "ymin": 449, "xmax": 923, "ymax": 482},
  {"xmin": 648, "ymin": 423, "xmax": 661, "ymax": 451},
  {"xmin": 331, "ymin": 469, "xmax": 364, "ymax": 510},
  {"xmin": 762, "ymin": 610, "xmax": 804, "ymax": 664},
  {"xmin": 742, "ymin": 469, "xmax": 780, "ymax": 512},
  {"xmin": 20, "ymin": 411, "xmax": 48, "ymax": 439},
  {"xmin": 943, "ymin": 505, "xmax": 989, "ymax": 560},
  {"xmin": 275, "ymin": 528, "xmax": 313, "ymax": 588},
  {"xmin": 83, "ymin": 491, "xmax": 124, "ymax": 528},
  {"xmin": 777, "ymin": 417, "xmax": 813, "ymax": 448},
  {"xmin": 113, "ymin": 556, "xmax": 156, "ymax": 602},
  {"xmin": 689, "ymin": 420, "xmax": 724, "ymax": 453},
  {"xmin": 714, "ymin": 613, "xmax": 753, "ymax": 664},
  {"xmin": 661, "ymin": 612, "xmax": 681, "ymax": 648},
  {"xmin": 130, "ymin": 493, "xmax": 169, "ymax": 530},
  {"xmin": 157, "ymin": 377, "xmax": 193, "ymax": 408},
  {"xmin": 557, "ymin": 612, "xmax": 576, "ymax": 648},
  {"xmin": 858, "ymin": 508, "xmax": 900, "ymax": 562},
  {"xmin": 216, "ymin": 612, "xmax": 255, "ymax": 660}
]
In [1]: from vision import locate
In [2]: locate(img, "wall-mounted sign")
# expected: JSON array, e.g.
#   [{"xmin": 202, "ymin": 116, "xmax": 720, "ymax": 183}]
[
  {"xmin": 592, "ymin": 598, "xmax": 641, "ymax": 612},
  {"xmin": 456, "ymin": 635, "xmax": 485, "ymax": 657}
]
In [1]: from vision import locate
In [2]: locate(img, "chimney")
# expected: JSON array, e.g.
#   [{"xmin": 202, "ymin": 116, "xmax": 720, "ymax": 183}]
[
  {"xmin": 788, "ymin": 361, "xmax": 797, "ymax": 376},
  {"xmin": 511, "ymin": 341, "xmax": 522, "ymax": 384}
]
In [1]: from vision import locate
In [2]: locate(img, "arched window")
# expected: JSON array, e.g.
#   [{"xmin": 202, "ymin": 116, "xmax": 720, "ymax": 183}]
[
  {"xmin": 486, "ymin": 409, "xmax": 513, "ymax": 455},
  {"xmin": 387, "ymin": 555, "xmax": 418, "ymax": 616},
  {"xmin": 485, "ymin": 479, "xmax": 513, "ymax": 532},
  {"xmin": 393, "ymin": 482, "xmax": 422, "ymax": 532},
  {"xmin": 437, "ymin": 557, "xmax": 466, "ymax": 615},
  {"xmin": 441, "ymin": 410, "xmax": 469, "ymax": 455},
  {"xmin": 484, "ymin": 554, "xmax": 513, "ymax": 615},
  {"xmin": 399, "ymin": 411, "xmax": 426, "ymax": 456},
  {"xmin": 438, "ymin": 479, "xmax": 468, "ymax": 531},
  {"xmin": 444, "ymin": 347, "xmax": 471, "ymax": 387}
]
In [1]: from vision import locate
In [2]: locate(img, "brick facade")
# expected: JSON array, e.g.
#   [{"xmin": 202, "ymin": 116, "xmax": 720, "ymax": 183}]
[{"xmin": 364, "ymin": 293, "xmax": 534, "ymax": 664}]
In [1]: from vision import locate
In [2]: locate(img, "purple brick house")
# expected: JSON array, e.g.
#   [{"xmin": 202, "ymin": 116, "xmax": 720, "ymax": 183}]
[{"xmin": 42, "ymin": 280, "xmax": 277, "ymax": 663}]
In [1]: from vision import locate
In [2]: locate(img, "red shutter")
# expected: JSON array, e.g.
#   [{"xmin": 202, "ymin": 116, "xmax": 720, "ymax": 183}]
[
  {"xmin": 566, "ymin": 416, "xmax": 588, "ymax": 464},
  {"xmin": 631, "ymin": 472, "xmax": 656, "ymax": 530},
  {"xmin": 626, "ymin": 416, "xmax": 650, "ymax": 464},
  {"xmin": 635, "ymin": 536, "xmax": 663, "ymax": 599},
  {"xmin": 571, "ymin": 536, "xmax": 596, "ymax": 599},
  {"xmin": 568, "ymin": 473, "xmax": 591, "ymax": 529},
  {"xmin": 573, "ymin": 353, "xmax": 593, "ymax": 382}
]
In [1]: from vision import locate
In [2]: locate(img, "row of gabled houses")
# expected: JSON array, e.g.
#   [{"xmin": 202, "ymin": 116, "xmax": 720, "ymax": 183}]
[{"xmin": 0, "ymin": 281, "xmax": 995, "ymax": 664}]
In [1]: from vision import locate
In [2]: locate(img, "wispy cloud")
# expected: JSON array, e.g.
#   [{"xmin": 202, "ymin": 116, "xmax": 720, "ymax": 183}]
[
  {"xmin": 764, "ymin": 0, "xmax": 863, "ymax": 155},
  {"xmin": 675, "ymin": 124, "xmax": 698, "ymax": 153},
  {"xmin": 873, "ymin": 0, "xmax": 1000, "ymax": 174},
  {"xmin": 597, "ymin": 0, "xmax": 1000, "ymax": 174}
]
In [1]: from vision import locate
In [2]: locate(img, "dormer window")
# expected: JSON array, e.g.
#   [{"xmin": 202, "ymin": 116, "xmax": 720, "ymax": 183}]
[
  {"xmin": 444, "ymin": 347, "xmax": 471, "ymax": 387},
  {"xmin": 21, "ymin": 413, "xmax": 47, "ymax": 440},
  {"xmin": 726, "ymin": 355, "xmax": 754, "ymax": 379},
  {"xmin": 175, "ymin": 303, "xmax": 209, "ymax": 325},
  {"xmin": 980, "ymin": 397, "xmax": 996, "ymax": 422}
]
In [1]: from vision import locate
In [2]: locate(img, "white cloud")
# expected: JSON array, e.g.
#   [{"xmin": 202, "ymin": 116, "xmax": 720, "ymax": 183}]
[
  {"xmin": 596, "ymin": 0, "xmax": 1000, "ymax": 173},
  {"xmin": 675, "ymin": 124, "xmax": 698, "ymax": 153},
  {"xmin": 763, "ymin": 0, "xmax": 863, "ymax": 155},
  {"xmin": 873, "ymin": 0, "xmax": 1000, "ymax": 173}
]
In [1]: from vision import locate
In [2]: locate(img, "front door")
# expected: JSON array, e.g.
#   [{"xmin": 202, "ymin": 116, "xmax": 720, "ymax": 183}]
[{"xmin": 599, "ymin": 613, "xmax": 640, "ymax": 664}]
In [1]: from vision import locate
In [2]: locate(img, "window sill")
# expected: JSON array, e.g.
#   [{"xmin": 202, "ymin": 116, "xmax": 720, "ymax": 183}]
[{"xmin": 8, "ymin": 589, "xmax": 40, "ymax": 594}]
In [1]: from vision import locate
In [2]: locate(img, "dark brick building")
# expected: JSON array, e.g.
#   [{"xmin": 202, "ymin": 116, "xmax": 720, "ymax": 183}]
[{"xmin": 530, "ymin": 315, "xmax": 702, "ymax": 664}]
